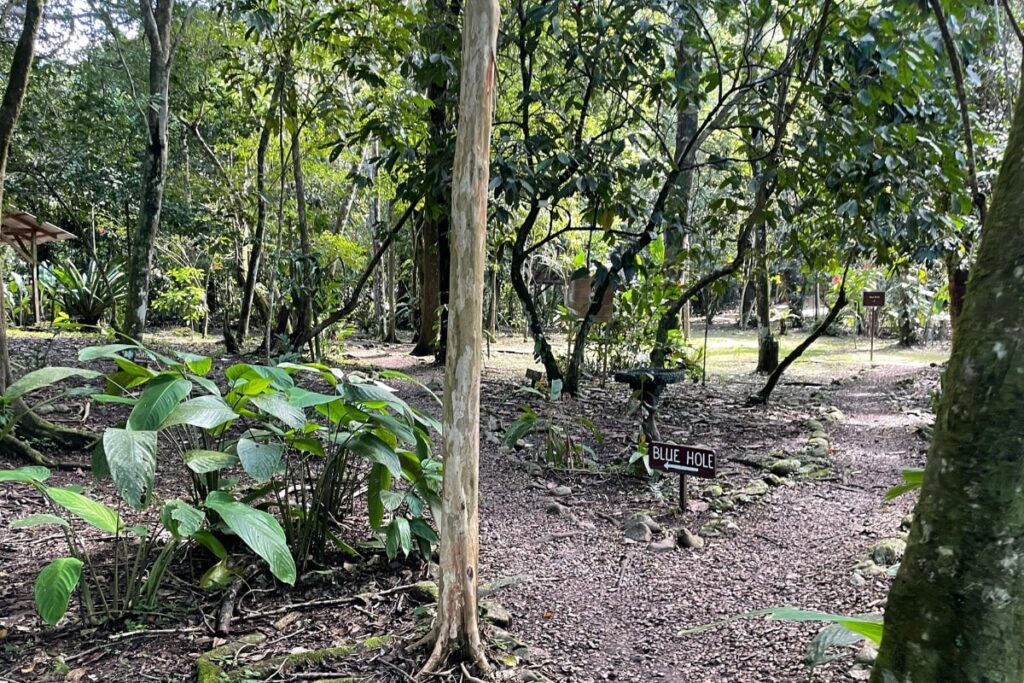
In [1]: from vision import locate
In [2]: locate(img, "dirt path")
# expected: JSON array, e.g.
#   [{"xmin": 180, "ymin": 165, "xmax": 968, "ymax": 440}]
[
  {"xmin": 0, "ymin": 334, "xmax": 939, "ymax": 682},
  {"xmin": 476, "ymin": 364, "xmax": 934, "ymax": 682}
]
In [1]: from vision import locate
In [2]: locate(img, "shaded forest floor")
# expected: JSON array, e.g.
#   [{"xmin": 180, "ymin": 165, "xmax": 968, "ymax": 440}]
[{"xmin": 0, "ymin": 325, "xmax": 946, "ymax": 682}]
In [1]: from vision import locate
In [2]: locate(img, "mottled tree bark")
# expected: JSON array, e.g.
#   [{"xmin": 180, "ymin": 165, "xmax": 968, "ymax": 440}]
[
  {"xmin": 870, "ymin": 72, "xmax": 1024, "ymax": 683},
  {"xmin": 419, "ymin": 0, "xmax": 498, "ymax": 673},
  {"xmin": 124, "ymin": 0, "xmax": 175, "ymax": 341}
]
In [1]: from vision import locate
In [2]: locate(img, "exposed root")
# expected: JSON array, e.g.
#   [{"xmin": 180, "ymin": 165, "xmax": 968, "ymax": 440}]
[
  {"xmin": 0, "ymin": 433, "xmax": 55, "ymax": 466},
  {"xmin": 16, "ymin": 401, "xmax": 96, "ymax": 450}
]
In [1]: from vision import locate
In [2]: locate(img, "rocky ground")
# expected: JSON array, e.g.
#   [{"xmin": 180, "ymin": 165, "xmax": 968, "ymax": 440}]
[{"xmin": 0, "ymin": 328, "xmax": 941, "ymax": 682}]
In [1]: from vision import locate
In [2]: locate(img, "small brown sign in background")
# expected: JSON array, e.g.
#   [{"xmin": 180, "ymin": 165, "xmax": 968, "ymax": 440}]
[
  {"xmin": 649, "ymin": 441, "xmax": 716, "ymax": 479},
  {"xmin": 862, "ymin": 291, "xmax": 886, "ymax": 307}
]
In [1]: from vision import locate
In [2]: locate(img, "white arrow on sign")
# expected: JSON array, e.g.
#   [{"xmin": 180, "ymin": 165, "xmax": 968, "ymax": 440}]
[{"xmin": 664, "ymin": 463, "xmax": 700, "ymax": 474}]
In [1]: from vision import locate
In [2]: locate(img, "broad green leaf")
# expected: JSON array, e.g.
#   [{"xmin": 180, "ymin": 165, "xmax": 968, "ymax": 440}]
[
  {"xmin": 10, "ymin": 513, "xmax": 69, "ymax": 529},
  {"xmin": 175, "ymin": 352, "xmax": 212, "ymax": 376},
  {"xmin": 381, "ymin": 490, "xmax": 404, "ymax": 512},
  {"xmin": 46, "ymin": 487, "xmax": 123, "ymax": 533},
  {"xmin": 410, "ymin": 518, "xmax": 438, "ymax": 544},
  {"xmin": 103, "ymin": 429, "xmax": 158, "ymax": 510},
  {"xmin": 806, "ymin": 623, "xmax": 866, "ymax": 668},
  {"xmin": 78, "ymin": 344, "xmax": 139, "ymax": 362},
  {"xmin": 236, "ymin": 439, "xmax": 284, "ymax": 482},
  {"xmin": 349, "ymin": 432, "xmax": 402, "ymax": 478},
  {"xmin": 0, "ymin": 466, "xmax": 51, "ymax": 483},
  {"xmin": 161, "ymin": 395, "xmax": 238, "ymax": 430},
  {"xmin": 92, "ymin": 394, "xmax": 138, "ymax": 405},
  {"xmin": 35, "ymin": 558, "xmax": 83, "ymax": 624},
  {"xmin": 127, "ymin": 376, "xmax": 192, "ymax": 431},
  {"xmin": 4, "ymin": 367, "xmax": 100, "ymax": 402},
  {"xmin": 161, "ymin": 499, "xmax": 204, "ymax": 538},
  {"xmin": 205, "ymin": 491, "xmax": 295, "ymax": 585},
  {"xmin": 395, "ymin": 517, "xmax": 411, "ymax": 557},
  {"xmin": 679, "ymin": 607, "xmax": 883, "ymax": 644},
  {"xmin": 194, "ymin": 530, "xmax": 228, "ymax": 560},
  {"xmin": 112, "ymin": 356, "xmax": 156, "ymax": 380},
  {"xmin": 250, "ymin": 394, "xmax": 306, "ymax": 429},
  {"xmin": 200, "ymin": 559, "xmax": 234, "ymax": 590},
  {"xmin": 884, "ymin": 468, "xmax": 924, "ymax": 501},
  {"xmin": 285, "ymin": 387, "xmax": 339, "ymax": 408},
  {"xmin": 184, "ymin": 449, "xmax": 239, "ymax": 474}
]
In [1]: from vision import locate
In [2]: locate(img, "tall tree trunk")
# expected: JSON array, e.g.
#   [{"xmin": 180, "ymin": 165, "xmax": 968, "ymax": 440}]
[
  {"xmin": 0, "ymin": 0, "xmax": 43, "ymax": 392},
  {"xmin": 287, "ymin": 59, "xmax": 313, "ymax": 347},
  {"xmin": 412, "ymin": 213, "xmax": 441, "ymax": 356},
  {"xmin": 240, "ymin": 72, "xmax": 283, "ymax": 340},
  {"xmin": 385, "ymin": 203, "xmax": 397, "ymax": 343},
  {"xmin": 124, "ymin": 0, "xmax": 175, "ymax": 341},
  {"xmin": 870, "ymin": 68, "xmax": 1024, "ymax": 683},
  {"xmin": 419, "ymin": 0, "xmax": 497, "ymax": 673},
  {"xmin": 755, "ymin": 221, "xmax": 778, "ymax": 372}
]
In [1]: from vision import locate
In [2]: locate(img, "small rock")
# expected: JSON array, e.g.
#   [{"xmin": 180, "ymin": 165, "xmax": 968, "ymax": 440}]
[
  {"xmin": 522, "ymin": 672, "xmax": 555, "ymax": 683},
  {"xmin": 526, "ymin": 463, "xmax": 544, "ymax": 476},
  {"xmin": 550, "ymin": 485, "xmax": 572, "ymax": 497},
  {"xmin": 411, "ymin": 580, "xmax": 439, "ymax": 602},
  {"xmin": 705, "ymin": 484, "xmax": 724, "ymax": 498},
  {"xmin": 804, "ymin": 442, "xmax": 830, "ymax": 459},
  {"xmin": 677, "ymin": 528, "xmax": 705, "ymax": 550},
  {"xmin": 627, "ymin": 513, "xmax": 662, "ymax": 534},
  {"xmin": 648, "ymin": 536, "xmax": 676, "ymax": 552},
  {"xmin": 771, "ymin": 458, "xmax": 802, "ymax": 475},
  {"xmin": 546, "ymin": 502, "xmax": 569, "ymax": 515},
  {"xmin": 847, "ymin": 666, "xmax": 871, "ymax": 681},
  {"xmin": 741, "ymin": 479, "xmax": 770, "ymax": 496},
  {"xmin": 824, "ymin": 407, "xmax": 845, "ymax": 422},
  {"xmin": 623, "ymin": 520, "xmax": 653, "ymax": 543},
  {"xmin": 808, "ymin": 436, "xmax": 830, "ymax": 449},
  {"xmin": 763, "ymin": 473, "xmax": 787, "ymax": 487},
  {"xmin": 855, "ymin": 643, "xmax": 878, "ymax": 664},
  {"xmin": 810, "ymin": 430, "xmax": 829, "ymax": 441},
  {"xmin": 849, "ymin": 572, "xmax": 867, "ymax": 588},
  {"xmin": 805, "ymin": 418, "xmax": 824, "ymax": 432},
  {"xmin": 481, "ymin": 599, "xmax": 512, "ymax": 627},
  {"xmin": 871, "ymin": 538, "xmax": 907, "ymax": 566},
  {"xmin": 711, "ymin": 497, "xmax": 735, "ymax": 512}
]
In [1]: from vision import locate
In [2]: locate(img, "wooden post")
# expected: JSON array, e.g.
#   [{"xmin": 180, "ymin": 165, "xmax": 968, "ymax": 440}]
[
  {"xmin": 870, "ymin": 307, "xmax": 876, "ymax": 362},
  {"xmin": 679, "ymin": 473, "xmax": 688, "ymax": 511},
  {"xmin": 30, "ymin": 229, "xmax": 39, "ymax": 324}
]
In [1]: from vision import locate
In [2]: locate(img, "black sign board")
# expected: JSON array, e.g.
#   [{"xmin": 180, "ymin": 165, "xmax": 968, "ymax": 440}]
[
  {"xmin": 649, "ymin": 441, "xmax": 716, "ymax": 479},
  {"xmin": 862, "ymin": 291, "xmax": 886, "ymax": 307}
]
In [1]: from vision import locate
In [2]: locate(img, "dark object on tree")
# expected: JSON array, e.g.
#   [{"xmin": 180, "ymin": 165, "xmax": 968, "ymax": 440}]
[
  {"xmin": 612, "ymin": 368, "xmax": 684, "ymax": 442},
  {"xmin": 525, "ymin": 368, "xmax": 543, "ymax": 386}
]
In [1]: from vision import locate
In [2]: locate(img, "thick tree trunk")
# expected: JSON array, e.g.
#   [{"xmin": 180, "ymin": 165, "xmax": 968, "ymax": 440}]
[
  {"xmin": 870, "ymin": 68, "xmax": 1024, "ymax": 683},
  {"xmin": 288, "ymin": 63, "xmax": 313, "ymax": 347},
  {"xmin": 419, "ymin": 0, "xmax": 498, "ymax": 673},
  {"xmin": 754, "ymin": 206, "xmax": 777, "ymax": 373},
  {"xmin": 125, "ymin": 0, "xmax": 175, "ymax": 341}
]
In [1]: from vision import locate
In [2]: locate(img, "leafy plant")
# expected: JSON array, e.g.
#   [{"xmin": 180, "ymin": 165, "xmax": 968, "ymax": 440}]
[
  {"xmin": 503, "ymin": 379, "xmax": 604, "ymax": 469},
  {"xmin": 152, "ymin": 266, "xmax": 207, "ymax": 327},
  {"xmin": 50, "ymin": 258, "xmax": 127, "ymax": 327}
]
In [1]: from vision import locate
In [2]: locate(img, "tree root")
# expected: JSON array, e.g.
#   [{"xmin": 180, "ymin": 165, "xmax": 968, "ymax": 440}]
[
  {"xmin": 16, "ymin": 400, "xmax": 96, "ymax": 450},
  {"xmin": 197, "ymin": 633, "xmax": 390, "ymax": 683}
]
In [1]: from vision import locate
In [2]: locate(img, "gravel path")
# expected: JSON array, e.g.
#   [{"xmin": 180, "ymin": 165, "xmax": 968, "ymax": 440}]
[{"xmin": 477, "ymin": 363, "xmax": 935, "ymax": 682}]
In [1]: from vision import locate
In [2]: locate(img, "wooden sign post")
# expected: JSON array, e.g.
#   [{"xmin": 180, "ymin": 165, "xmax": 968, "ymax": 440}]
[
  {"xmin": 862, "ymin": 291, "xmax": 886, "ymax": 362},
  {"xmin": 648, "ymin": 441, "xmax": 717, "ymax": 511}
]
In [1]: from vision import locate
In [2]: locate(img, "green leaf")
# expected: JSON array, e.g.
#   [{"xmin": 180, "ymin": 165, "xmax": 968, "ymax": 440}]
[
  {"xmin": 395, "ymin": 517, "xmax": 411, "ymax": 557},
  {"xmin": 884, "ymin": 468, "xmax": 924, "ymax": 501},
  {"xmin": 127, "ymin": 376, "xmax": 192, "ymax": 431},
  {"xmin": 410, "ymin": 518, "xmax": 438, "ymax": 544},
  {"xmin": 285, "ymin": 387, "xmax": 339, "ymax": 408},
  {"xmin": 3, "ymin": 367, "xmax": 100, "ymax": 402},
  {"xmin": 160, "ymin": 395, "xmax": 239, "ymax": 430},
  {"xmin": 236, "ymin": 439, "xmax": 284, "ymax": 483},
  {"xmin": 46, "ymin": 487, "xmax": 123, "ymax": 533},
  {"xmin": 194, "ymin": 530, "xmax": 228, "ymax": 560},
  {"xmin": 10, "ymin": 513, "xmax": 70, "ymax": 529},
  {"xmin": 367, "ymin": 464, "xmax": 390, "ymax": 528},
  {"xmin": 200, "ymin": 559, "xmax": 234, "ymax": 590},
  {"xmin": 161, "ymin": 499, "xmax": 205, "ymax": 538},
  {"xmin": 806, "ymin": 623, "xmax": 865, "ymax": 668},
  {"xmin": 349, "ymin": 432, "xmax": 402, "ymax": 478},
  {"xmin": 78, "ymin": 344, "xmax": 139, "ymax": 362},
  {"xmin": 176, "ymin": 352, "xmax": 212, "ymax": 376},
  {"xmin": 34, "ymin": 558, "xmax": 83, "ymax": 624},
  {"xmin": 679, "ymin": 607, "xmax": 883, "ymax": 644},
  {"xmin": 205, "ymin": 491, "xmax": 295, "ymax": 585},
  {"xmin": 103, "ymin": 428, "xmax": 158, "ymax": 510},
  {"xmin": 184, "ymin": 449, "xmax": 239, "ymax": 474},
  {"xmin": 0, "ymin": 466, "xmax": 51, "ymax": 483},
  {"xmin": 250, "ymin": 393, "xmax": 306, "ymax": 429},
  {"xmin": 381, "ymin": 490, "xmax": 404, "ymax": 512}
]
